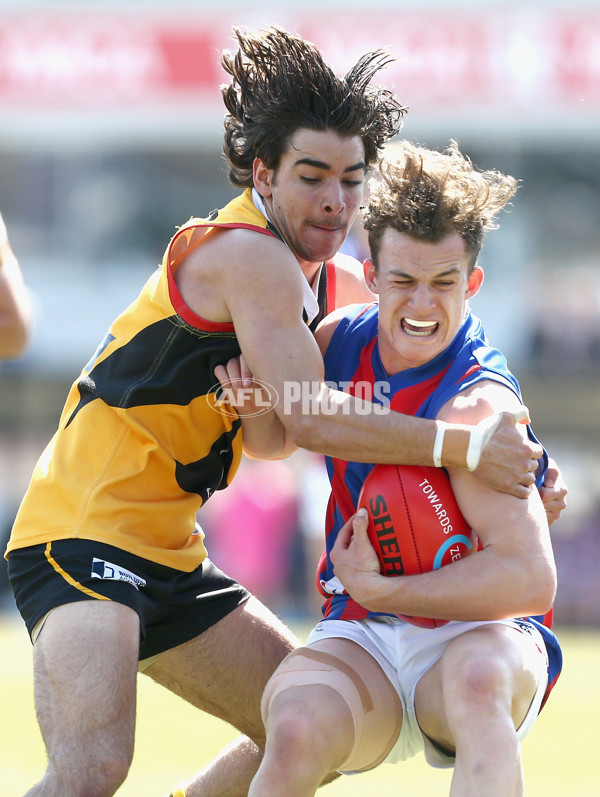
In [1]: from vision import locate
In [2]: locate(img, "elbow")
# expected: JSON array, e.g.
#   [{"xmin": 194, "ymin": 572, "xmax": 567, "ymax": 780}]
[
  {"xmin": 522, "ymin": 558, "xmax": 557, "ymax": 617},
  {"xmin": 538, "ymin": 566, "xmax": 558, "ymax": 616},
  {"xmin": 283, "ymin": 381, "xmax": 352, "ymax": 452},
  {"xmin": 242, "ymin": 446, "xmax": 293, "ymax": 462},
  {"xmin": 282, "ymin": 407, "xmax": 324, "ymax": 451},
  {"xmin": 287, "ymin": 418, "xmax": 322, "ymax": 452}
]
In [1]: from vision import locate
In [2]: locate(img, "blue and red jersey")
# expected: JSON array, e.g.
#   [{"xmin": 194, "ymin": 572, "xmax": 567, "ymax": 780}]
[{"xmin": 316, "ymin": 303, "xmax": 561, "ymax": 706}]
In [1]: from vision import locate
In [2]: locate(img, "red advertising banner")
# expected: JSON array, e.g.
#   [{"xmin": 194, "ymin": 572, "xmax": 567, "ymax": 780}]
[
  {"xmin": 0, "ymin": 9, "xmax": 597, "ymax": 122},
  {"xmin": 0, "ymin": 17, "xmax": 226, "ymax": 106}
]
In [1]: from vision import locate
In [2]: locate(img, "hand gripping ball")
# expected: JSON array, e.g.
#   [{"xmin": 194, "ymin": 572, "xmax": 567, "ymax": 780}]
[{"xmin": 358, "ymin": 464, "xmax": 477, "ymax": 628}]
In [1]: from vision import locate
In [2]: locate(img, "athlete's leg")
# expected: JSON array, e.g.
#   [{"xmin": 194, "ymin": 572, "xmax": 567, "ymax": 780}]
[
  {"xmin": 415, "ymin": 624, "xmax": 547, "ymax": 797},
  {"xmin": 145, "ymin": 596, "xmax": 300, "ymax": 797},
  {"xmin": 166, "ymin": 737, "xmax": 265, "ymax": 797},
  {"xmin": 25, "ymin": 600, "xmax": 140, "ymax": 797},
  {"xmin": 248, "ymin": 637, "xmax": 403, "ymax": 797}
]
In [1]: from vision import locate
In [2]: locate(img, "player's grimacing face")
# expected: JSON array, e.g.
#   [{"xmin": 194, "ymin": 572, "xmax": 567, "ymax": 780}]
[
  {"xmin": 365, "ymin": 229, "xmax": 483, "ymax": 374},
  {"xmin": 255, "ymin": 128, "xmax": 366, "ymax": 267}
]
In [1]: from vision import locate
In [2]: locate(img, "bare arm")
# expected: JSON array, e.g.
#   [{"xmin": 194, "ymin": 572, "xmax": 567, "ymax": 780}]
[
  {"xmin": 330, "ymin": 382, "xmax": 557, "ymax": 622},
  {"xmin": 214, "ymin": 354, "xmax": 298, "ymax": 460},
  {"xmin": 212, "ymin": 252, "xmax": 373, "ymax": 459},
  {"xmin": 0, "ymin": 213, "xmax": 31, "ymax": 358}
]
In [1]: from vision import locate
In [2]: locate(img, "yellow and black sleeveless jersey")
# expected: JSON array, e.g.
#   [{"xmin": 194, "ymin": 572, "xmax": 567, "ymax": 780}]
[{"xmin": 8, "ymin": 189, "xmax": 326, "ymax": 572}]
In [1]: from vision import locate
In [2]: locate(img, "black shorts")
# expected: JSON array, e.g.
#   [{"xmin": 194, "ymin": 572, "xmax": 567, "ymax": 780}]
[{"xmin": 7, "ymin": 539, "xmax": 251, "ymax": 661}]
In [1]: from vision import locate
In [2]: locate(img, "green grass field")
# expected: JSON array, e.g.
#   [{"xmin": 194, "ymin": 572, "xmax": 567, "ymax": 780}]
[{"xmin": 1, "ymin": 614, "xmax": 597, "ymax": 796}]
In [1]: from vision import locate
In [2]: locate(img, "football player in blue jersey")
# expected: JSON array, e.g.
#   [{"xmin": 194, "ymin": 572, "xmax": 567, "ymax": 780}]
[{"xmin": 232, "ymin": 141, "xmax": 563, "ymax": 797}]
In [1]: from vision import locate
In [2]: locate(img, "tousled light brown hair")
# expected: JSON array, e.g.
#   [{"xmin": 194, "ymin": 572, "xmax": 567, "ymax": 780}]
[
  {"xmin": 364, "ymin": 140, "xmax": 518, "ymax": 270},
  {"xmin": 220, "ymin": 27, "xmax": 407, "ymax": 188}
]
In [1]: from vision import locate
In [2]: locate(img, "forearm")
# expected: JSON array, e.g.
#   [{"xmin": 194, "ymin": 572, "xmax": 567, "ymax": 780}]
[
  {"xmin": 280, "ymin": 384, "xmax": 466, "ymax": 466},
  {"xmin": 354, "ymin": 546, "xmax": 555, "ymax": 621}
]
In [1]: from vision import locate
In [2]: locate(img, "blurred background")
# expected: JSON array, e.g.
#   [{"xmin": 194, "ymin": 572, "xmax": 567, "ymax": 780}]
[{"xmin": 1, "ymin": 0, "xmax": 599, "ymax": 628}]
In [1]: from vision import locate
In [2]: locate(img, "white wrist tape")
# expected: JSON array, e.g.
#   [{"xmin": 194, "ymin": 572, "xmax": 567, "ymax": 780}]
[
  {"xmin": 466, "ymin": 426, "xmax": 484, "ymax": 471},
  {"xmin": 466, "ymin": 413, "xmax": 506, "ymax": 471},
  {"xmin": 433, "ymin": 425, "xmax": 445, "ymax": 468}
]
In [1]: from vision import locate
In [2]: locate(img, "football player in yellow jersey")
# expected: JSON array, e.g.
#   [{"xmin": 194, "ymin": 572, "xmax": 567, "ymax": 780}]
[
  {"xmin": 5, "ymin": 27, "xmax": 561, "ymax": 797},
  {"xmin": 0, "ymin": 208, "xmax": 31, "ymax": 359}
]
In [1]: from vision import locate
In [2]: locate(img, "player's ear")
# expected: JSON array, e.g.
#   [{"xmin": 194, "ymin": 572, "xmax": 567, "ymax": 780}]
[
  {"xmin": 253, "ymin": 158, "xmax": 274, "ymax": 197},
  {"xmin": 364, "ymin": 258, "xmax": 379, "ymax": 293},
  {"xmin": 466, "ymin": 265, "xmax": 484, "ymax": 299}
]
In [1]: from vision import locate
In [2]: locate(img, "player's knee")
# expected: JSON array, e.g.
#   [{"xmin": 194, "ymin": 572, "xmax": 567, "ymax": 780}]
[
  {"xmin": 265, "ymin": 690, "xmax": 344, "ymax": 776},
  {"xmin": 99, "ymin": 750, "xmax": 133, "ymax": 795},
  {"xmin": 450, "ymin": 652, "xmax": 512, "ymax": 715},
  {"xmin": 55, "ymin": 747, "xmax": 132, "ymax": 797},
  {"xmin": 84, "ymin": 762, "xmax": 130, "ymax": 797},
  {"xmin": 267, "ymin": 698, "xmax": 318, "ymax": 758}
]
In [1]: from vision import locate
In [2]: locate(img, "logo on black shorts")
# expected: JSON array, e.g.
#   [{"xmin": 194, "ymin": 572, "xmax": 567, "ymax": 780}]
[{"xmin": 91, "ymin": 558, "xmax": 146, "ymax": 590}]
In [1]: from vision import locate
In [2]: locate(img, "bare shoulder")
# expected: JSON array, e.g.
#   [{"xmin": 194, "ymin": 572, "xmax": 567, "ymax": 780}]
[
  {"xmin": 176, "ymin": 226, "xmax": 304, "ymax": 322},
  {"xmin": 314, "ymin": 303, "xmax": 366, "ymax": 357},
  {"xmin": 187, "ymin": 226, "xmax": 294, "ymax": 279},
  {"xmin": 314, "ymin": 307, "xmax": 346, "ymax": 356},
  {"xmin": 441, "ymin": 381, "xmax": 547, "ymax": 545},
  {"xmin": 330, "ymin": 252, "xmax": 375, "ymax": 306},
  {"xmin": 437, "ymin": 379, "xmax": 524, "ymax": 427}
]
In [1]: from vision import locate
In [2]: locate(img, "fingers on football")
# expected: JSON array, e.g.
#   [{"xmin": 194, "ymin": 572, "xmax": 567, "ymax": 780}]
[
  {"xmin": 336, "ymin": 514, "xmax": 357, "ymax": 547},
  {"xmin": 353, "ymin": 507, "xmax": 368, "ymax": 531}
]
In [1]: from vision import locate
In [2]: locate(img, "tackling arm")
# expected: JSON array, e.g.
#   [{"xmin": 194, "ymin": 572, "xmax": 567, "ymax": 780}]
[{"xmin": 182, "ymin": 228, "xmax": 542, "ymax": 496}]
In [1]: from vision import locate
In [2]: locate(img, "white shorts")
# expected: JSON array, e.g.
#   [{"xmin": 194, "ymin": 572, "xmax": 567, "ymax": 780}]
[{"xmin": 306, "ymin": 615, "xmax": 549, "ymax": 769}]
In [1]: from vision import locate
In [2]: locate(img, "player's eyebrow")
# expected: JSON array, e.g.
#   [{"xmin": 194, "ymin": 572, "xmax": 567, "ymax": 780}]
[
  {"xmin": 294, "ymin": 157, "xmax": 366, "ymax": 173},
  {"xmin": 389, "ymin": 266, "xmax": 462, "ymax": 278}
]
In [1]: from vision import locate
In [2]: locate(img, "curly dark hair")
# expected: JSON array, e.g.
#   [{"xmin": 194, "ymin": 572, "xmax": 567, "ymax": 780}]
[
  {"xmin": 220, "ymin": 27, "xmax": 407, "ymax": 188},
  {"xmin": 364, "ymin": 140, "xmax": 519, "ymax": 271}
]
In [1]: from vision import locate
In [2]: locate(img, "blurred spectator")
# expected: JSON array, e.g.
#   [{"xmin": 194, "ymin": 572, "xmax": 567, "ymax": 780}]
[
  {"xmin": 552, "ymin": 501, "xmax": 600, "ymax": 626},
  {"xmin": 529, "ymin": 265, "xmax": 600, "ymax": 373},
  {"xmin": 198, "ymin": 456, "xmax": 300, "ymax": 612}
]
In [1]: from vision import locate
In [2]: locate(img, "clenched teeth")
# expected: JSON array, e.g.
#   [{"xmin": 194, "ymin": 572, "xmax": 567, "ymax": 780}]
[{"xmin": 402, "ymin": 318, "xmax": 439, "ymax": 337}]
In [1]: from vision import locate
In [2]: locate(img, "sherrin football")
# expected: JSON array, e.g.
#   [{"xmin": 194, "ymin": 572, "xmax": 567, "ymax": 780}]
[{"xmin": 358, "ymin": 464, "xmax": 478, "ymax": 628}]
